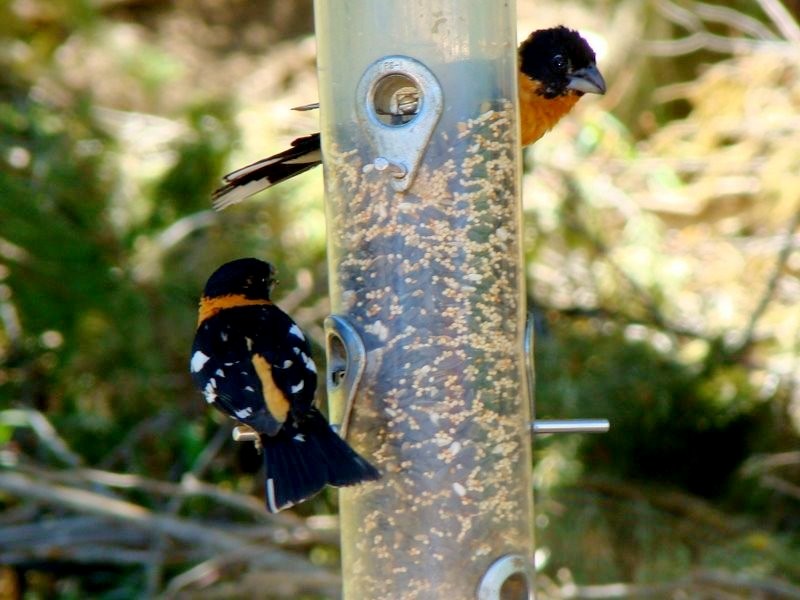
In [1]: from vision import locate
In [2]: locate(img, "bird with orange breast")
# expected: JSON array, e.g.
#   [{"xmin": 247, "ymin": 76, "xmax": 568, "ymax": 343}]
[{"xmin": 212, "ymin": 26, "xmax": 606, "ymax": 210}]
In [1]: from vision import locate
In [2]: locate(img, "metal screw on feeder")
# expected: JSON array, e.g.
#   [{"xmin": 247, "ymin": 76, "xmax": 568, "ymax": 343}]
[{"xmin": 362, "ymin": 157, "xmax": 407, "ymax": 179}]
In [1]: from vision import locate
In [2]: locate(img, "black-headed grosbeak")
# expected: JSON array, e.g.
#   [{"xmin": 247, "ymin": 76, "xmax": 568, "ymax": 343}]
[
  {"xmin": 518, "ymin": 25, "xmax": 605, "ymax": 145},
  {"xmin": 190, "ymin": 258, "xmax": 379, "ymax": 512},
  {"xmin": 212, "ymin": 26, "xmax": 605, "ymax": 210}
]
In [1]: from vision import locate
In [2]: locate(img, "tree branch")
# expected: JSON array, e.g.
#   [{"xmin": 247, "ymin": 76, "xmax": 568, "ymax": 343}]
[
  {"xmin": 0, "ymin": 470, "xmax": 322, "ymax": 571},
  {"xmin": 756, "ymin": 0, "xmax": 800, "ymax": 43},
  {"xmin": 734, "ymin": 208, "xmax": 800, "ymax": 354}
]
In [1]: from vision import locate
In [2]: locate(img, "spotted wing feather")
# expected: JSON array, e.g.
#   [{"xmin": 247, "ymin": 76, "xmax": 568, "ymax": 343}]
[{"xmin": 190, "ymin": 304, "xmax": 317, "ymax": 436}]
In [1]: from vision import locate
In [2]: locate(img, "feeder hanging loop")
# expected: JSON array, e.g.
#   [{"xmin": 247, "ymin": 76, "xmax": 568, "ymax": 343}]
[{"xmin": 355, "ymin": 55, "xmax": 444, "ymax": 192}]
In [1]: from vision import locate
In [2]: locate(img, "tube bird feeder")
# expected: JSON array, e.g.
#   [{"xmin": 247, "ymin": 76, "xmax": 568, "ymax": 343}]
[{"xmin": 315, "ymin": 1, "xmax": 533, "ymax": 598}]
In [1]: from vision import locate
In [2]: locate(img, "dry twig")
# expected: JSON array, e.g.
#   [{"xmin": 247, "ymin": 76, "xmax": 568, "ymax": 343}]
[
  {"xmin": 0, "ymin": 470, "xmax": 329, "ymax": 575},
  {"xmin": 0, "ymin": 409, "xmax": 83, "ymax": 467},
  {"xmin": 734, "ymin": 208, "xmax": 800, "ymax": 353}
]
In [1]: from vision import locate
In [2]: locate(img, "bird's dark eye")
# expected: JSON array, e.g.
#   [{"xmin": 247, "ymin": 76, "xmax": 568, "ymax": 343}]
[{"xmin": 551, "ymin": 54, "xmax": 567, "ymax": 71}]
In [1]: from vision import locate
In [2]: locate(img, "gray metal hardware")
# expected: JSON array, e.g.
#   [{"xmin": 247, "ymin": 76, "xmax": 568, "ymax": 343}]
[
  {"xmin": 355, "ymin": 55, "xmax": 444, "ymax": 192},
  {"xmin": 525, "ymin": 312, "xmax": 536, "ymax": 422},
  {"xmin": 476, "ymin": 554, "xmax": 534, "ymax": 600},
  {"xmin": 524, "ymin": 313, "xmax": 610, "ymax": 436},
  {"xmin": 532, "ymin": 419, "xmax": 610, "ymax": 434},
  {"xmin": 324, "ymin": 314, "xmax": 367, "ymax": 439},
  {"xmin": 232, "ymin": 425, "xmax": 257, "ymax": 443}
]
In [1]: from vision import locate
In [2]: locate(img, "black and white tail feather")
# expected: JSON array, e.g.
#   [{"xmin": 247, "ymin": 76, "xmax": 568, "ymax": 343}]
[
  {"xmin": 262, "ymin": 407, "xmax": 379, "ymax": 512},
  {"xmin": 212, "ymin": 133, "xmax": 322, "ymax": 210},
  {"xmin": 192, "ymin": 258, "xmax": 380, "ymax": 513}
]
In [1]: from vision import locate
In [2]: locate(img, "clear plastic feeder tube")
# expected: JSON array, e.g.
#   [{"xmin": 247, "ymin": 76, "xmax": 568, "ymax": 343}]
[{"xmin": 314, "ymin": 2, "xmax": 533, "ymax": 598}]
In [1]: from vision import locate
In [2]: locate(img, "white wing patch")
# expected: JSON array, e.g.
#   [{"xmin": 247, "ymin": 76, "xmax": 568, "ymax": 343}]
[
  {"xmin": 234, "ymin": 407, "xmax": 253, "ymax": 419},
  {"xmin": 203, "ymin": 379, "xmax": 217, "ymax": 403},
  {"xmin": 215, "ymin": 369, "xmax": 225, "ymax": 377},
  {"xmin": 282, "ymin": 359, "xmax": 293, "ymax": 368},
  {"xmin": 220, "ymin": 331, "xmax": 228, "ymax": 342},
  {"xmin": 245, "ymin": 337, "xmax": 254, "ymax": 351},
  {"xmin": 213, "ymin": 179, "xmax": 274, "ymax": 211},
  {"xmin": 244, "ymin": 386, "xmax": 255, "ymax": 392},
  {"xmin": 300, "ymin": 352, "xmax": 317, "ymax": 374},
  {"xmin": 293, "ymin": 434, "xmax": 305, "ymax": 442},
  {"xmin": 290, "ymin": 381, "xmax": 305, "ymax": 393},
  {"xmin": 288, "ymin": 324, "xmax": 305, "ymax": 340},
  {"xmin": 191, "ymin": 351, "xmax": 210, "ymax": 373},
  {"xmin": 284, "ymin": 149, "xmax": 322, "ymax": 164}
]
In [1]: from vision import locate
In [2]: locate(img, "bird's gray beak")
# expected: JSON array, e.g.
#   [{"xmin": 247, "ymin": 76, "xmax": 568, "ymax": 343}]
[{"xmin": 567, "ymin": 64, "xmax": 607, "ymax": 95}]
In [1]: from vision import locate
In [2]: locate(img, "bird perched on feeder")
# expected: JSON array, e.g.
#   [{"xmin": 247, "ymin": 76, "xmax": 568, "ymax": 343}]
[
  {"xmin": 190, "ymin": 258, "xmax": 380, "ymax": 512},
  {"xmin": 517, "ymin": 25, "xmax": 606, "ymax": 145},
  {"xmin": 211, "ymin": 25, "xmax": 606, "ymax": 210}
]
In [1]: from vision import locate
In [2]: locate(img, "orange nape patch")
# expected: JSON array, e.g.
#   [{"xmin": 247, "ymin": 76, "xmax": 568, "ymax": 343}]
[
  {"xmin": 197, "ymin": 294, "xmax": 271, "ymax": 326},
  {"xmin": 518, "ymin": 74, "xmax": 581, "ymax": 146},
  {"xmin": 251, "ymin": 354, "xmax": 290, "ymax": 424}
]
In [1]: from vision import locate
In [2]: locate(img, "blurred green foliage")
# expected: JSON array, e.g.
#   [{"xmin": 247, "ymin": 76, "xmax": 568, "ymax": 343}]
[{"xmin": 1, "ymin": 0, "xmax": 800, "ymax": 598}]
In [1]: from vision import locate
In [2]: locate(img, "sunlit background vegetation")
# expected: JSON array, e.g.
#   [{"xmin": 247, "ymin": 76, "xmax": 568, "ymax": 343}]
[{"xmin": 1, "ymin": 0, "xmax": 799, "ymax": 598}]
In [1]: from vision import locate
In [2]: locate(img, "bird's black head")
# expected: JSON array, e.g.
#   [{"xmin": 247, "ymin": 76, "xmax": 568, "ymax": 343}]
[
  {"xmin": 203, "ymin": 258, "xmax": 277, "ymax": 300},
  {"xmin": 519, "ymin": 26, "xmax": 606, "ymax": 99}
]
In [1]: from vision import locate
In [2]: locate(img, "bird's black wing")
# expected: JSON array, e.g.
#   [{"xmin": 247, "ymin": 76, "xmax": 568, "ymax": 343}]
[
  {"xmin": 190, "ymin": 304, "xmax": 318, "ymax": 436},
  {"xmin": 212, "ymin": 133, "xmax": 322, "ymax": 210}
]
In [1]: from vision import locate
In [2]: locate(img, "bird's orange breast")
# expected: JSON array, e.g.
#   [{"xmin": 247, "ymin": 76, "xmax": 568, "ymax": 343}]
[
  {"xmin": 197, "ymin": 294, "xmax": 272, "ymax": 326},
  {"xmin": 518, "ymin": 74, "xmax": 581, "ymax": 146}
]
